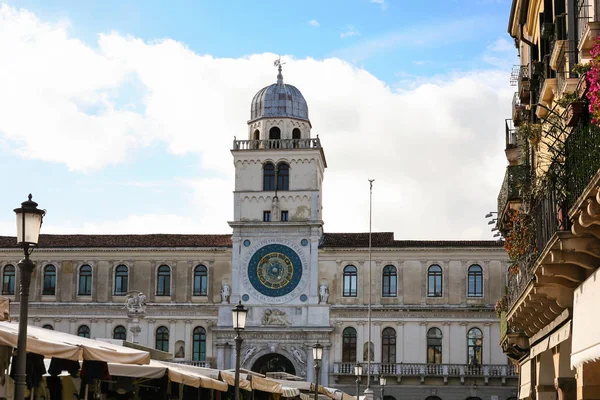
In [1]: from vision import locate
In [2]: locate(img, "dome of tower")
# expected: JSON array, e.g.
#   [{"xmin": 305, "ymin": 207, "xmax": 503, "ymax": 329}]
[{"xmin": 250, "ymin": 66, "xmax": 309, "ymax": 122}]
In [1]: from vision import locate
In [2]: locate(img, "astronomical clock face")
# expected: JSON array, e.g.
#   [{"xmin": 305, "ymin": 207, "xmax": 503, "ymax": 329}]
[{"xmin": 241, "ymin": 240, "xmax": 309, "ymax": 303}]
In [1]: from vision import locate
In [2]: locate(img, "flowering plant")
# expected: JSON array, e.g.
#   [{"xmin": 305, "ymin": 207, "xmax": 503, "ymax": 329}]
[
  {"xmin": 586, "ymin": 37, "xmax": 600, "ymax": 124},
  {"xmin": 503, "ymin": 210, "xmax": 535, "ymax": 275}
]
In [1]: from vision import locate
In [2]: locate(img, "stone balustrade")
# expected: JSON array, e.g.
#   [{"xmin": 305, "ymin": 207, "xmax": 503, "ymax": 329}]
[{"xmin": 233, "ymin": 138, "xmax": 321, "ymax": 150}]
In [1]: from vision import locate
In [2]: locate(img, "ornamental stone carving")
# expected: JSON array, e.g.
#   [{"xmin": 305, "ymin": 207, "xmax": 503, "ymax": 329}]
[{"xmin": 261, "ymin": 309, "xmax": 290, "ymax": 326}]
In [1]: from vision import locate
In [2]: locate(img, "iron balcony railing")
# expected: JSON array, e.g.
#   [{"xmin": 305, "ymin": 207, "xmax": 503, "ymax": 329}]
[
  {"xmin": 577, "ymin": 0, "xmax": 600, "ymax": 42},
  {"xmin": 565, "ymin": 118, "xmax": 600, "ymax": 208},
  {"xmin": 512, "ymin": 93, "xmax": 529, "ymax": 125},
  {"xmin": 233, "ymin": 138, "xmax": 322, "ymax": 150},
  {"xmin": 497, "ymin": 164, "xmax": 530, "ymax": 220},
  {"xmin": 332, "ymin": 362, "xmax": 516, "ymax": 378}
]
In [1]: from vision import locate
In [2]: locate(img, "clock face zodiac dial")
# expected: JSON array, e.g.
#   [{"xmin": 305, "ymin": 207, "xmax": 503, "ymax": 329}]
[{"xmin": 248, "ymin": 244, "xmax": 302, "ymax": 297}]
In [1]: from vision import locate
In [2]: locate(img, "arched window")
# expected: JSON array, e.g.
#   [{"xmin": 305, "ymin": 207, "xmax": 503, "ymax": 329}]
[
  {"xmin": 427, "ymin": 265, "xmax": 442, "ymax": 297},
  {"xmin": 193, "ymin": 265, "xmax": 208, "ymax": 296},
  {"xmin": 253, "ymin": 129, "xmax": 260, "ymax": 140},
  {"xmin": 427, "ymin": 328, "xmax": 442, "ymax": 364},
  {"xmin": 292, "ymin": 128, "xmax": 301, "ymax": 139},
  {"xmin": 468, "ymin": 264, "xmax": 483, "ymax": 297},
  {"xmin": 2, "ymin": 265, "xmax": 15, "ymax": 295},
  {"xmin": 193, "ymin": 326, "xmax": 207, "ymax": 361},
  {"xmin": 77, "ymin": 325, "xmax": 90, "ymax": 338},
  {"xmin": 277, "ymin": 162, "xmax": 289, "ymax": 191},
  {"xmin": 43, "ymin": 264, "xmax": 56, "ymax": 295},
  {"xmin": 42, "ymin": 324, "xmax": 53, "ymax": 330},
  {"xmin": 78, "ymin": 265, "xmax": 92, "ymax": 296},
  {"xmin": 263, "ymin": 162, "xmax": 275, "ymax": 191},
  {"xmin": 156, "ymin": 326, "xmax": 169, "ymax": 352},
  {"xmin": 114, "ymin": 265, "xmax": 128, "ymax": 295},
  {"xmin": 467, "ymin": 328, "xmax": 483, "ymax": 365},
  {"xmin": 113, "ymin": 325, "xmax": 127, "ymax": 340},
  {"xmin": 381, "ymin": 327, "xmax": 396, "ymax": 364},
  {"xmin": 157, "ymin": 265, "xmax": 171, "ymax": 296},
  {"xmin": 269, "ymin": 126, "xmax": 281, "ymax": 140},
  {"xmin": 343, "ymin": 265, "xmax": 357, "ymax": 297},
  {"xmin": 342, "ymin": 327, "xmax": 357, "ymax": 362},
  {"xmin": 382, "ymin": 265, "xmax": 397, "ymax": 297}
]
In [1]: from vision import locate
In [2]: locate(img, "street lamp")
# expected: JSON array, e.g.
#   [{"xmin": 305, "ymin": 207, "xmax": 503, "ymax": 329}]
[
  {"xmin": 232, "ymin": 301, "xmax": 248, "ymax": 400},
  {"xmin": 378, "ymin": 375, "xmax": 387, "ymax": 400},
  {"xmin": 13, "ymin": 194, "xmax": 45, "ymax": 400},
  {"xmin": 312, "ymin": 342, "xmax": 323, "ymax": 400},
  {"xmin": 354, "ymin": 363, "xmax": 363, "ymax": 399}
]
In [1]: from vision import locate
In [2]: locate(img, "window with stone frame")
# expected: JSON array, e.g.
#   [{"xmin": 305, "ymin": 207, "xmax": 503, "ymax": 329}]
[
  {"xmin": 263, "ymin": 162, "xmax": 275, "ymax": 191},
  {"xmin": 342, "ymin": 327, "xmax": 357, "ymax": 362},
  {"xmin": 427, "ymin": 327, "xmax": 443, "ymax": 364},
  {"xmin": 77, "ymin": 325, "xmax": 90, "ymax": 338},
  {"xmin": 343, "ymin": 265, "xmax": 357, "ymax": 297},
  {"xmin": 467, "ymin": 264, "xmax": 483, "ymax": 297},
  {"xmin": 114, "ymin": 265, "xmax": 128, "ymax": 295},
  {"xmin": 193, "ymin": 326, "xmax": 207, "ymax": 361},
  {"xmin": 157, "ymin": 265, "xmax": 171, "ymax": 296},
  {"xmin": 382, "ymin": 265, "xmax": 397, "ymax": 297},
  {"xmin": 427, "ymin": 265, "xmax": 443, "ymax": 297},
  {"xmin": 276, "ymin": 162, "xmax": 289, "ymax": 191},
  {"xmin": 78, "ymin": 264, "xmax": 92, "ymax": 296},
  {"xmin": 467, "ymin": 328, "xmax": 483, "ymax": 366},
  {"xmin": 381, "ymin": 327, "xmax": 396, "ymax": 364},
  {"xmin": 113, "ymin": 325, "xmax": 127, "ymax": 340},
  {"xmin": 43, "ymin": 264, "xmax": 56, "ymax": 295},
  {"xmin": 156, "ymin": 326, "xmax": 169, "ymax": 352},
  {"xmin": 2, "ymin": 265, "xmax": 15, "ymax": 295},
  {"xmin": 193, "ymin": 265, "xmax": 208, "ymax": 296}
]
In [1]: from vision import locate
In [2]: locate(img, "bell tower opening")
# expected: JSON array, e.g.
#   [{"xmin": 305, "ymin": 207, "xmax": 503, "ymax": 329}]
[
  {"xmin": 251, "ymin": 353, "xmax": 296, "ymax": 375},
  {"xmin": 292, "ymin": 128, "xmax": 301, "ymax": 139},
  {"xmin": 253, "ymin": 129, "xmax": 260, "ymax": 140},
  {"xmin": 269, "ymin": 126, "xmax": 281, "ymax": 140}
]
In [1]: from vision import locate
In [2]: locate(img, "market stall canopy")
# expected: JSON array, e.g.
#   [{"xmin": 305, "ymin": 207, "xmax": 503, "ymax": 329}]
[
  {"xmin": 251, "ymin": 375, "xmax": 282, "ymax": 394},
  {"xmin": 107, "ymin": 360, "xmax": 167, "ymax": 379},
  {"xmin": 221, "ymin": 371, "xmax": 252, "ymax": 391},
  {"xmin": 572, "ymin": 268, "xmax": 600, "ymax": 368},
  {"xmin": 0, "ymin": 322, "xmax": 150, "ymax": 364},
  {"xmin": 158, "ymin": 361, "xmax": 228, "ymax": 392}
]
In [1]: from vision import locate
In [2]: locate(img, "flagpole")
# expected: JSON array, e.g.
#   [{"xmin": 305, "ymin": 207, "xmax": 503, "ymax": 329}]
[{"xmin": 367, "ymin": 179, "xmax": 374, "ymax": 393}]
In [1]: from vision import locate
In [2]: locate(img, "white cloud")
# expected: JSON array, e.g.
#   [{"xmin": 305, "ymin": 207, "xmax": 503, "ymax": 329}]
[
  {"xmin": 308, "ymin": 19, "xmax": 320, "ymax": 27},
  {"xmin": 0, "ymin": 4, "xmax": 512, "ymax": 240},
  {"xmin": 370, "ymin": 0, "xmax": 387, "ymax": 9},
  {"xmin": 340, "ymin": 25, "xmax": 360, "ymax": 38}
]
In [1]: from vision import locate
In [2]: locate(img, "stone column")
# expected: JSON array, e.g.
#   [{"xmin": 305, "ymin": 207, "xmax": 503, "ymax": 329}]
[
  {"xmin": 105, "ymin": 319, "xmax": 113, "ymax": 339},
  {"xmin": 322, "ymin": 344, "xmax": 331, "ymax": 386},
  {"xmin": 483, "ymin": 322, "xmax": 491, "ymax": 365},
  {"xmin": 53, "ymin": 318, "xmax": 62, "ymax": 332},
  {"xmin": 230, "ymin": 237, "xmax": 242, "ymax": 304},
  {"xmin": 185, "ymin": 320, "xmax": 192, "ymax": 361},
  {"xmin": 553, "ymin": 341, "xmax": 576, "ymax": 400},
  {"xmin": 147, "ymin": 319, "xmax": 156, "ymax": 348},
  {"xmin": 90, "ymin": 318, "xmax": 99, "ymax": 339},
  {"xmin": 216, "ymin": 343, "xmax": 226, "ymax": 370},
  {"xmin": 419, "ymin": 322, "xmax": 427, "ymax": 364},
  {"xmin": 442, "ymin": 322, "xmax": 450, "ymax": 364},
  {"xmin": 536, "ymin": 350, "xmax": 557, "ymax": 400},
  {"xmin": 357, "ymin": 321, "xmax": 366, "ymax": 362},
  {"xmin": 69, "ymin": 318, "xmax": 77, "ymax": 335},
  {"xmin": 396, "ymin": 322, "xmax": 404, "ymax": 363},
  {"xmin": 310, "ymin": 230, "xmax": 320, "ymax": 304},
  {"xmin": 305, "ymin": 343, "xmax": 314, "ymax": 383},
  {"xmin": 32, "ymin": 317, "xmax": 41, "ymax": 327},
  {"xmin": 169, "ymin": 320, "xmax": 177, "ymax": 355},
  {"xmin": 374, "ymin": 322, "xmax": 382, "ymax": 364}
]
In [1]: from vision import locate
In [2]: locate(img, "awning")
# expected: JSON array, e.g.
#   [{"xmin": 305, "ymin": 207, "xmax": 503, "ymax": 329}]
[
  {"xmin": 519, "ymin": 359, "xmax": 532, "ymax": 399},
  {"xmin": 159, "ymin": 362, "xmax": 228, "ymax": 391},
  {"xmin": 251, "ymin": 375, "xmax": 282, "ymax": 394},
  {"xmin": 530, "ymin": 337, "xmax": 549, "ymax": 358},
  {"xmin": 0, "ymin": 323, "xmax": 80, "ymax": 360},
  {"xmin": 281, "ymin": 386, "xmax": 300, "ymax": 397},
  {"xmin": 572, "ymin": 268, "xmax": 600, "ymax": 368},
  {"xmin": 107, "ymin": 360, "xmax": 167, "ymax": 379},
  {"xmin": 221, "ymin": 371, "xmax": 252, "ymax": 391},
  {"xmin": 271, "ymin": 379, "xmax": 313, "ymax": 391}
]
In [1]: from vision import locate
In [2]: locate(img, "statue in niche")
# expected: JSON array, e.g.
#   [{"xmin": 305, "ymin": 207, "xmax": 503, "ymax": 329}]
[
  {"xmin": 175, "ymin": 345, "xmax": 185, "ymax": 358},
  {"xmin": 289, "ymin": 346, "xmax": 306, "ymax": 366},
  {"xmin": 319, "ymin": 283, "xmax": 329, "ymax": 304},
  {"xmin": 363, "ymin": 341, "xmax": 374, "ymax": 362},
  {"xmin": 272, "ymin": 195, "xmax": 280, "ymax": 221},
  {"xmin": 220, "ymin": 283, "xmax": 230, "ymax": 304}
]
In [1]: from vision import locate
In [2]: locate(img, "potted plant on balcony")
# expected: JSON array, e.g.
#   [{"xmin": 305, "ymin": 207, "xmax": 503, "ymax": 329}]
[
  {"xmin": 519, "ymin": 122, "xmax": 541, "ymax": 145},
  {"xmin": 585, "ymin": 37, "xmax": 600, "ymax": 125},
  {"xmin": 504, "ymin": 210, "xmax": 535, "ymax": 275}
]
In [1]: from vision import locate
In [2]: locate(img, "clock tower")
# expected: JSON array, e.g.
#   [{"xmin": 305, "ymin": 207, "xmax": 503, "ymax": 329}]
[{"xmin": 228, "ymin": 62, "xmax": 326, "ymax": 314}]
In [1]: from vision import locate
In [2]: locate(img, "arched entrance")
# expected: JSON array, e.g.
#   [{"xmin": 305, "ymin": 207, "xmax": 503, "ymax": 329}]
[{"xmin": 251, "ymin": 353, "xmax": 296, "ymax": 375}]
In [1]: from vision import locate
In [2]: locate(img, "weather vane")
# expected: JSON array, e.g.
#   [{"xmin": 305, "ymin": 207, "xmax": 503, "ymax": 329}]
[{"xmin": 274, "ymin": 56, "xmax": 286, "ymax": 83}]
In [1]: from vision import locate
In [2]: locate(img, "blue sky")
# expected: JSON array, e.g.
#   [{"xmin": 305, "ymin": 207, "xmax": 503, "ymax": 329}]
[{"xmin": 0, "ymin": 0, "xmax": 517, "ymax": 239}]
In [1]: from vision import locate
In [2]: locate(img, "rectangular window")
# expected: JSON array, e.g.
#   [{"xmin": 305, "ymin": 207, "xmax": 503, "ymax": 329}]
[
  {"xmin": 281, "ymin": 210, "xmax": 288, "ymax": 221},
  {"xmin": 263, "ymin": 211, "xmax": 271, "ymax": 222},
  {"xmin": 78, "ymin": 276, "xmax": 92, "ymax": 296},
  {"xmin": 194, "ymin": 275, "xmax": 208, "ymax": 296},
  {"xmin": 43, "ymin": 276, "xmax": 56, "ymax": 295}
]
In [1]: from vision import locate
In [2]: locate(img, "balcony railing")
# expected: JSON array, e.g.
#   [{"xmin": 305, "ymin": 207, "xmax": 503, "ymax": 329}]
[
  {"xmin": 172, "ymin": 360, "xmax": 212, "ymax": 368},
  {"xmin": 577, "ymin": 0, "xmax": 600, "ymax": 42},
  {"xmin": 233, "ymin": 138, "xmax": 322, "ymax": 150},
  {"xmin": 512, "ymin": 93, "xmax": 529, "ymax": 125},
  {"xmin": 332, "ymin": 362, "xmax": 516, "ymax": 378},
  {"xmin": 565, "ymin": 119, "xmax": 600, "ymax": 209},
  {"xmin": 497, "ymin": 164, "xmax": 530, "ymax": 218},
  {"xmin": 505, "ymin": 119, "xmax": 518, "ymax": 149}
]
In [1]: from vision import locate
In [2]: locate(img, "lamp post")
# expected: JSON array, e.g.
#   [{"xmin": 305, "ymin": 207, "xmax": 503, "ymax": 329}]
[
  {"xmin": 13, "ymin": 194, "xmax": 45, "ymax": 400},
  {"xmin": 312, "ymin": 342, "xmax": 323, "ymax": 400},
  {"xmin": 378, "ymin": 375, "xmax": 386, "ymax": 400},
  {"xmin": 354, "ymin": 363, "xmax": 363, "ymax": 399},
  {"xmin": 232, "ymin": 301, "xmax": 248, "ymax": 400}
]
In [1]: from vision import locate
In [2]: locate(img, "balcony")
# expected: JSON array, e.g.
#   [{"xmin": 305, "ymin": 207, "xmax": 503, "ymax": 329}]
[
  {"xmin": 171, "ymin": 360, "xmax": 212, "ymax": 368},
  {"xmin": 233, "ymin": 138, "xmax": 322, "ymax": 151},
  {"xmin": 497, "ymin": 164, "xmax": 530, "ymax": 224},
  {"xmin": 332, "ymin": 362, "xmax": 516, "ymax": 384},
  {"xmin": 577, "ymin": 0, "xmax": 600, "ymax": 57},
  {"xmin": 512, "ymin": 93, "xmax": 529, "ymax": 126}
]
